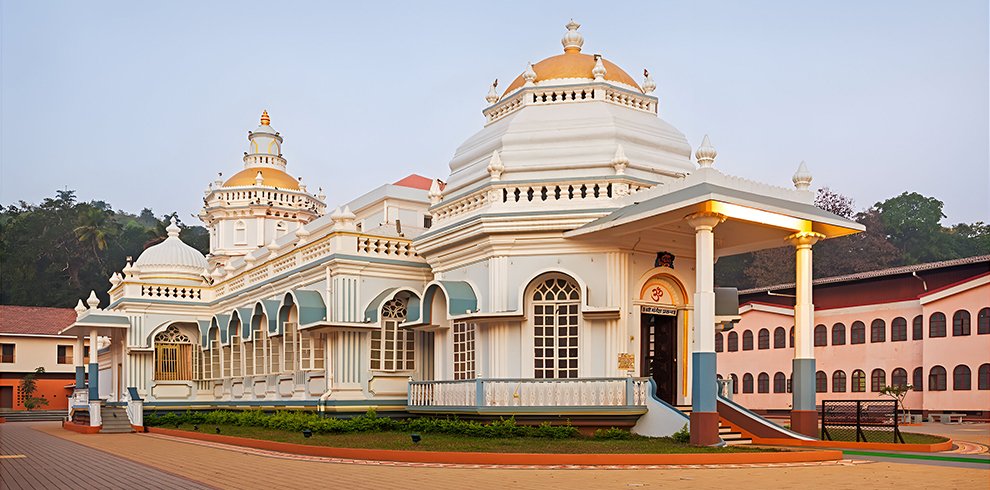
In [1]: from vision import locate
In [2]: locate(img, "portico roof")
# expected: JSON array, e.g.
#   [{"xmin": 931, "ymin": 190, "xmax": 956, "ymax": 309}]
[{"xmin": 59, "ymin": 313, "xmax": 131, "ymax": 337}]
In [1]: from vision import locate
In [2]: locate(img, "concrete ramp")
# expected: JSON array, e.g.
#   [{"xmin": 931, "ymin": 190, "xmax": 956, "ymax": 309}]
[
  {"xmin": 717, "ymin": 395, "xmax": 815, "ymax": 441},
  {"xmin": 631, "ymin": 378, "xmax": 691, "ymax": 438}
]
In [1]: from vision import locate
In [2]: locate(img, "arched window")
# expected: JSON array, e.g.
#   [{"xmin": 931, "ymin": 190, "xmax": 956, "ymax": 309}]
[
  {"xmin": 715, "ymin": 332, "xmax": 723, "ymax": 352},
  {"xmin": 758, "ymin": 328, "xmax": 770, "ymax": 349},
  {"xmin": 229, "ymin": 319, "xmax": 242, "ymax": 377},
  {"xmin": 154, "ymin": 325, "xmax": 193, "ymax": 381},
  {"xmin": 757, "ymin": 373, "xmax": 770, "ymax": 393},
  {"xmin": 953, "ymin": 365, "xmax": 971, "ymax": 390},
  {"xmin": 372, "ymin": 297, "xmax": 414, "ymax": 372},
  {"xmin": 832, "ymin": 323, "xmax": 846, "ymax": 345},
  {"xmin": 789, "ymin": 326, "xmax": 795, "ymax": 348},
  {"xmin": 234, "ymin": 220, "xmax": 247, "ymax": 245},
  {"xmin": 773, "ymin": 372, "xmax": 786, "ymax": 393},
  {"xmin": 871, "ymin": 368, "xmax": 886, "ymax": 392},
  {"xmin": 870, "ymin": 319, "xmax": 886, "ymax": 343},
  {"xmin": 850, "ymin": 321, "xmax": 866, "ymax": 344},
  {"xmin": 727, "ymin": 331, "xmax": 738, "ymax": 352},
  {"xmin": 773, "ymin": 327, "xmax": 786, "ymax": 349},
  {"xmin": 743, "ymin": 373, "xmax": 754, "ymax": 393},
  {"xmin": 814, "ymin": 324, "xmax": 827, "ymax": 347},
  {"xmin": 891, "ymin": 317, "xmax": 907, "ymax": 342},
  {"xmin": 891, "ymin": 368, "xmax": 908, "ymax": 388},
  {"xmin": 453, "ymin": 322, "xmax": 476, "ymax": 380},
  {"xmin": 978, "ymin": 308, "xmax": 990, "ymax": 335},
  {"xmin": 832, "ymin": 370, "xmax": 847, "ymax": 392},
  {"xmin": 730, "ymin": 373, "xmax": 739, "ymax": 394},
  {"xmin": 913, "ymin": 367, "xmax": 923, "ymax": 391},
  {"xmin": 251, "ymin": 314, "xmax": 266, "ymax": 376},
  {"xmin": 952, "ymin": 310, "xmax": 971, "ymax": 336},
  {"xmin": 979, "ymin": 364, "xmax": 990, "ymax": 390},
  {"xmin": 531, "ymin": 276, "xmax": 580, "ymax": 379},
  {"xmin": 210, "ymin": 327, "xmax": 222, "ymax": 380},
  {"xmin": 742, "ymin": 330, "xmax": 754, "ymax": 350},
  {"xmin": 851, "ymin": 369, "xmax": 866, "ymax": 392},
  {"xmin": 912, "ymin": 315, "xmax": 923, "ymax": 340},
  {"xmin": 815, "ymin": 371, "xmax": 827, "ymax": 393},
  {"xmin": 929, "ymin": 366, "xmax": 947, "ymax": 391},
  {"xmin": 929, "ymin": 312, "xmax": 946, "ymax": 338}
]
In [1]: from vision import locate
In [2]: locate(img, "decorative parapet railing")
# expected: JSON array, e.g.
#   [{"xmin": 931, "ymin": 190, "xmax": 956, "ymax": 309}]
[
  {"xmin": 357, "ymin": 236, "xmax": 418, "ymax": 259},
  {"xmin": 484, "ymin": 82, "xmax": 657, "ymax": 124},
  {"xmin": 408, "ymin": 377, "xmax": 649, "ymax": 409},
  {"xmin": 431, "ymin": 178, "xmax": 654, "ymax": 224}
]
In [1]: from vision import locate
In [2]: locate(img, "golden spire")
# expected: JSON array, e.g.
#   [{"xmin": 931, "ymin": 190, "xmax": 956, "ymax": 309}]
[{"xmin": 260, "ymin": 110, "xmax": 270, "ymax": 126}]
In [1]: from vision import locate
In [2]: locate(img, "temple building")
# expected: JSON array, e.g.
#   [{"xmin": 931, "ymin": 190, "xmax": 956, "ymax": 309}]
[{"xmin": 62, "ymin": 22, "xmax": 865, "ymax": 445}]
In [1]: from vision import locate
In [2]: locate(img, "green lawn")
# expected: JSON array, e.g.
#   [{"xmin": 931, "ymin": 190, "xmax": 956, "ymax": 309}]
[
  {"xmin": 167, "ymin": 424, "xmax": 768, "ymax": 454},
  {"xmin": 821, "ymin": 429, "xmax": 948, "ymax": 444}
]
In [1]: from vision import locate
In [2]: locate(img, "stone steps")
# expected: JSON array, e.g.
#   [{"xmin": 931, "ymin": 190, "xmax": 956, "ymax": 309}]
[
  {"xmin": 673, "ymin": 405, "xmax": 752, "ymax": 445},
  {"xmin": 99, "ymin": 407, "xmax": 133, "ymax": 434},
  {"xmin": 0, "ymin": 410, "xmax": 67, "ymax": 422}
]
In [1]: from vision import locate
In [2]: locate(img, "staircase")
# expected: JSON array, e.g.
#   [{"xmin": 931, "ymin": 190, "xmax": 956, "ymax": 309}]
[
  {"xmin": 675, "ymin": 405, "xmax": 752, "ymax": 445},
  {"xmin": 99, "ymin": 405, "xmax": 134, "ymax": 433},
  {"xmin": 0, "ymin": 410, "xmax": 67, "ymax": 422}
]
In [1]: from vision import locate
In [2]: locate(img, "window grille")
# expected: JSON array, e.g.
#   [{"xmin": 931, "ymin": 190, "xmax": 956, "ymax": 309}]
[
  {"xmin": 154, "ymin": 325, "xmax": 193, "ymax": 381},
  {"xmin": 531, "ymin": 277, "xmax": 580, "ymax": 379},
  {"xmin": 453, "ymin": 322, "xmax": 476, "ymax": 380},
  {"xmin": 371, "ymin": 298, "xmax": 414, "ymax": 371}
]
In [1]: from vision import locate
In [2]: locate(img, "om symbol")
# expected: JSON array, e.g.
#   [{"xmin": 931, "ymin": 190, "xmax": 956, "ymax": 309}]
[{"xmin": 650, "ymin": 286, "xmax": 664, "ymax": 302}]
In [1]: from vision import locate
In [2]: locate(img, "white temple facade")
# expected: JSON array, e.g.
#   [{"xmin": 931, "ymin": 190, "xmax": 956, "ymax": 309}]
[{"xmin": 62, "ymin": 22, "xmax": 862, "ymax": 445}]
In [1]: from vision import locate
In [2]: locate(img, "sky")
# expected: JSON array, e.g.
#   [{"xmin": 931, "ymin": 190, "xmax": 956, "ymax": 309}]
[{"xmin": 2, "ymin": 1, "xmax": 988, "ymax": 225}]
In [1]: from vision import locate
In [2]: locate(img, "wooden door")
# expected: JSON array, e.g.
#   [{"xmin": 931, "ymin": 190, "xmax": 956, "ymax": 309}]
[{"xmin": 641, "ymin": 314, "xmax": 677, "ymax": 404}]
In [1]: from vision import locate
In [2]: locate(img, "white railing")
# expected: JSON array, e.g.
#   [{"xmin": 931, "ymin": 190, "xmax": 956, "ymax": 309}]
[
  {"xmin": 408, "ymin": 377, "xmax": 649, "ymax": 408},
  {"xmin": 140, "ymin": 284, "xmax": 204, "ymax": 300},
  {"xmin": 484, "ymin": 82, "xmax": 657, "ymax": 124}
]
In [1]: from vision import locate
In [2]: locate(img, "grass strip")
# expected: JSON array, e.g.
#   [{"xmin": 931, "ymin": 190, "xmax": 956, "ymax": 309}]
[{"xmin": 842, "ymin": 449, "xmax": 990, "ymax": 464}]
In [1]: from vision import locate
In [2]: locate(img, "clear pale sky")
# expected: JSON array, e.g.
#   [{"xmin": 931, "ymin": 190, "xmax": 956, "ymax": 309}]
[{"xmin": 2, "ymin": 1, "xmax": 987, "ymax": 224}]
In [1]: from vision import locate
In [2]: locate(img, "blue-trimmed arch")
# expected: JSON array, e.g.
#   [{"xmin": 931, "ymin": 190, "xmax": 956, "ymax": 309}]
[
  {"xmin": 252, "ymin": 299, "xmax": 280, "ymax": 337},
  {"xmin": 364, "ymin": 287, "xmax": 422, "ymax": 323},
  {"xmin": 420, "ymin": 281, "xmax": 478, "ymax": 324},
  {"xmin": 228, "ymin": 307, "xmax": 253, "ymax": 340},
  {"xmin": 210, "ymin": 314, "xmax": 231, "ymax": 345},
  {"xmin": 277, "ymin": 289, "xmax": 327, "ymax": 332}
]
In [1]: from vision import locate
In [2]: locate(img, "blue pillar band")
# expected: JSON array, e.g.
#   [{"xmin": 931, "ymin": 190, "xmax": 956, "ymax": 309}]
[
  {"xmin": 75, "ymin": 366, "xmax": 85, "ymax": 389},
  {"xmin": 88, "ymin": 362, "xmax": 99, "ymax": 400},
  {"xmin": 691, "ymin": 351, "xmax": 717, "ymax": 413},
  {"xmin": 792, "ymin": 358, "xmax": 816, "ymax": 411}
]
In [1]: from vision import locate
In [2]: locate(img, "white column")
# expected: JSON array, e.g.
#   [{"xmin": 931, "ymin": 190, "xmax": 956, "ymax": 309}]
[{"xmin": 789, "ymin": 231, "xmax": 824, "ymax": 436}]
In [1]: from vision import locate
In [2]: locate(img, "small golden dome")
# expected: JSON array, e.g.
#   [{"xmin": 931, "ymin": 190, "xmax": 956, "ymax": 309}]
[
  {"xmin": 502, "ymin": 52, "xmax": 641, "ymax": 96},
  {"xmin": 260, "ymin": 110, "xmax": 271, "ymax": 126},
  {"xmin": 223, "ymin": 167, "xmax": 300, "ymax": 189}
]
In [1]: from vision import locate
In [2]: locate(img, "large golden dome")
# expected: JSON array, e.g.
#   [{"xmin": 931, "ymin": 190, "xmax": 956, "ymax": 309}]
[
  {"xmin": 502, "ymin": 51, "xmax": 640, "ymax": 96},
  {"xmin": 223, "ymin": 167, "xmax": 300, "ymax": 189}
]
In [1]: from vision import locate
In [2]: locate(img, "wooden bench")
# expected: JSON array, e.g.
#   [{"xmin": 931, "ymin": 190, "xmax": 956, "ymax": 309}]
[{"xmin": 931, "ymin": 413, "xmax": 965, "ymax": 424}]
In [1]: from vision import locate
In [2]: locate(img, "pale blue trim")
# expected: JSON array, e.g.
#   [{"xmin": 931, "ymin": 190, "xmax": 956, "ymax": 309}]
[
  {"xmin": 792, "ymin": 358, "xmax": 816, "ymax": 411},
  {"xmin": 211, "ymin": 315, "xmax": 230, "ymax": 345},
  {"xmin": 253, "ymin": 300, "xmax": 280, "ymax": 336},
  {"xmin": 415, "ymin": 208, "xmax": 616, "ymax": 242},
  {"xmin": 127, "ymin": 387, "xmax": 142, "ymax": 401},
  {"xmin": 421, "ymin": 281, "xmax": 478, "ymax": 321},
  {"xmin": 88, "ymin": 362, "xmax": 99, "ymax": 399},
  {"xmin": 197, "ymin": 320, "xmax": 211, "ymax": 349},
  {"xmin": 691, "ymin": 352, "xmax": 717, "ymax": 413},
  {"xmin": 229, "ymin": 308, "xmax": 253, "ymax": 340}
]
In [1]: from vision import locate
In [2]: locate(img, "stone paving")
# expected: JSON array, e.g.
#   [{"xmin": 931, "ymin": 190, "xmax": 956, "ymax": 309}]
[{"xmin": 2, "ymin": 422, "xmax": 986, "ymax": 490}]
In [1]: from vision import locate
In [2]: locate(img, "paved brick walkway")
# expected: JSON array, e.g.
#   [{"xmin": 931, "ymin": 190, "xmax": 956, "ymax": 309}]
[
  {"xmin": 0, "ymin": 422, "xmax": 210, "ymax": 490},
  {"xmin": 31, "ymin": 422, "xmax": 987, "ymax": 490}
]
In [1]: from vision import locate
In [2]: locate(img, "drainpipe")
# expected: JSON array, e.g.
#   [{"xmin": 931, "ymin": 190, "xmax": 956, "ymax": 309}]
[{"xmin": 912, "ymin": 272, "xmax": 928, "ymax": 291}]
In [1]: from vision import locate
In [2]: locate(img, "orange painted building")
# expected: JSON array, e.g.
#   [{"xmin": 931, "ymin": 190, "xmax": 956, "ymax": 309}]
[{"xmin": 0, "ymin": 305, "xmax": 87, "ymax": 411}]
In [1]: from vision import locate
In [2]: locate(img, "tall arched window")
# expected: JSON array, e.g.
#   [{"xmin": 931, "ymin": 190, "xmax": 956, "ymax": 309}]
[
  {"xmin": 757, "ymin": 372, "xmax": 770, "ymax": 393},
  {"xmin": 979, "ymin": 364, "xmax": 990, "ymax": 390},
  {"xmin": 814, "ymin": 324, "xmax": 827, "ymax": 347},
  {"xmin": 952, "ymin": 310, "xmax": 971, "ymax": 336},
  {"xmin": 715, "ymin": 332, "xmax": 723, "ymax": 352},
  {"xmin": 953, "ymin": 365, "xmax": 971, "ymax": 390},
  {"xmin": 283, "ymin": 309, "xmax": 298, "ymax": 373},
  {"xmin": 531, "ymin": 276, "xmax": 580, "ymax": 379},
  {"xmin": 891, "ymin": 368, "xmax": 908, "ymax": 388},
  {"xmin": 727, "ymin": 331, "xmax": 738, "ymax": 352},
  {"xmin": 870, "ymin": 319, "xmax": 886, "ymax": 343},
  {"xmin": 229, "ymin": 319, "xmax": 242, "ymax": 377},
  {"xmin": 743, "ymin": 373, "xmax": 754, "ymax": 393},
  {"xmin": 851, "ymin": 369, "xmax": 866, "ymax": 392},
  {"xmin": 871, "ymin": 368, "xmax": 886, "ymax": 392},
  {"xmin": 154, "ymin": 325, "xmax": 193, "ymax": 381},
  {"xmin": 742, "ymin": 330, "xmax": 754, "ymax": 350},
  {"xmin": 758, "ymin": 328, "xmax": 770, "ymax": 349},
  {"xmin": 773, "ymin": 372, "xmax": 786, "ymax": 393},
  {"xmin": 252, "ymin": 315, "xmax": 266, "ymax": 376},
  {"xmin": 453, "ymin": 322, "xmax": 476, "ymax": 380},
  {"xmin": 832, "ymin": 370, "xmax": 847, "ymax": 392},
  {"xmin": 978, "ymin": 308, "xmax": 990, "ymax": 335},
  {"xmin": 773, "ymin": 327, "xmax": 786, "ymax": 349},
  {"xmin": 929, "ymin": 312, "xmax": 946, "ymax": 338},
  {"xmin": 730, "ymin": 373, "xmax": 739, "ymax": 394},
  {"xmin": 891, "ymin": 317, "xmax": 907, "ymax": 342},
  {"xmin": 912, "ymin": 315, "xmax": 923, "ymax": 340},
  {"xmin": 789, "ymin": 326, "xmax": 795, "ymax": 348},
  {"xmin": 210, "ymin": 327, "xmax": 222, "ymax": 380},
  {"xmin": 929, "ymin": 366, "xmax": 947, "ymax": 391},
  {"xmin": 832, "ymin": 323, "xmax": 846, "ymax": 345},
  {"xmin": 234, "ymin": 220, "xmax": 247, "ymax": 245},
  {"xmin": 851, "ymin": 321, "xmax": 866, "ymax": 344},
  {"xmin": 372, "ymin": 297, "xmax": 414, "ymax": 372},
  {"xmin": 815, "ymin": 371, "xmax": 827, "ymax": 393},
  {"xmin": 912, "ymin": 367, "xmax": 923, "ymax": 391}
]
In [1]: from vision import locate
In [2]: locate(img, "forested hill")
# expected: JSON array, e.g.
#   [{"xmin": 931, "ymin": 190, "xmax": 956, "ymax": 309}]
[
  {"xmin": 1, "ymin": 189, "xmax": 987, "ymax": 308},
  {"xmin": 0, "ymin": 190, "xmax": 208, "ymax": 307}
]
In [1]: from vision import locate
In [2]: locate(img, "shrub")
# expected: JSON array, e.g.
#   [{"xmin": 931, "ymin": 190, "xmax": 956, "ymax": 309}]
[
  {"xmin": 593, "ymin": 427, "xmax": 631, "ymax": 440},
  {"xmin": 671, "ymin": 424, "xmax": 690, "ymax": 444}
]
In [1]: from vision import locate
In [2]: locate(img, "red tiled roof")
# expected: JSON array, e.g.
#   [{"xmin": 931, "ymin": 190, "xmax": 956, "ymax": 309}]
[
  {"xmin": 393, "ymin": 174, "xmax": 439, "ymax": 191},
  {"xmin": 0, "ymin": 305, "xmax": 77, "ymax": 336}
]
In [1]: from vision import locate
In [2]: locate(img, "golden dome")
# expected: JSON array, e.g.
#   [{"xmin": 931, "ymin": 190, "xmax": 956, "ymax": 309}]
[
  {"xmin": 502, "ymin": 52, "xmax": 641, "ymax": 96},
  {"xmin": 223, "ymin": 167, "xmax": 300, "ymax": 189}
]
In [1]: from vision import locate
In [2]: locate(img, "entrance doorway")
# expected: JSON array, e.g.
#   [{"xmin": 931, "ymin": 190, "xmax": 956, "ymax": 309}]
[
  {"xmin": 640, "ymin": 313, "xmax": 677, "ymax": 404},
  {"xmin": 0, "ymin": 386, "xmax": 12, "ymax": 409}
]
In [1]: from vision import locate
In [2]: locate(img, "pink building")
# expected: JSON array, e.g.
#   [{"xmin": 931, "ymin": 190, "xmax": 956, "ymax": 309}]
[{"xmin": 716, "ymin": 255, "xmax": 990, "ymax": 418}]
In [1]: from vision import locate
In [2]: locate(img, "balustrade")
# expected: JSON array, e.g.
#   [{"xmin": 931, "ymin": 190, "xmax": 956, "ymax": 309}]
[{"xmin": 408, "ymin": 377, "xmax": 649, "ymax": 408}]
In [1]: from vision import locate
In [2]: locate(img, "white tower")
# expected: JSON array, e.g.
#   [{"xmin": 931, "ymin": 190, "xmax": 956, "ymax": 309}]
[{"xmin": 199, "ymin": 111, "xmax": 326, "ymax": 266}]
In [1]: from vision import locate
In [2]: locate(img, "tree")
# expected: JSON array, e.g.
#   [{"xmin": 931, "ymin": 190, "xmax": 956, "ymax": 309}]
[
  {"xmin": 20, "ymin": 367, "xmax": 50, "ymax": 410},
  {"xmin": 873, "ymin": 192, "xmax": 949, "ymax": 264},
  {"xmin": 878, "ymin": 384, "xmax": 912, "ymax": 421}
]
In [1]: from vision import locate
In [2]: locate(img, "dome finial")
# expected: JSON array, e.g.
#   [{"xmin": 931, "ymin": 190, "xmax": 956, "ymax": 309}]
[
  {"xmin": 260, "ymin": 110, "xmax": 270, "ymax": 126},
  {"xmin": 523, "ymin": 63, "xmax": 537, "ymax": 86},
  {"xmin": 592, "ymin": 55, "xmax": 607, "ymax": 80},
  {"xmin": 562, "ymin": 19, "xmax": 583, "ymax": 53},
  {"xmin": 793, "ymin": 161, "xmax": 813, "ymax": 190},
  {"xmin": 612, "ymin": 145, "xmax": 629, "ymax": 175},
  {"xmin": 696, "ymin": 134, "xmax": 717, "ymax": 168},
  {"xmin": 486, "ymin": 79, "xmax": 499, "ymax": 104},
  {"xmin": 642, "ymin": 69, "xmax": 656, "ymax": 94},
  {"xmin": 166, "ymin": 216, "xmax": 181, "ymax": 238}
]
